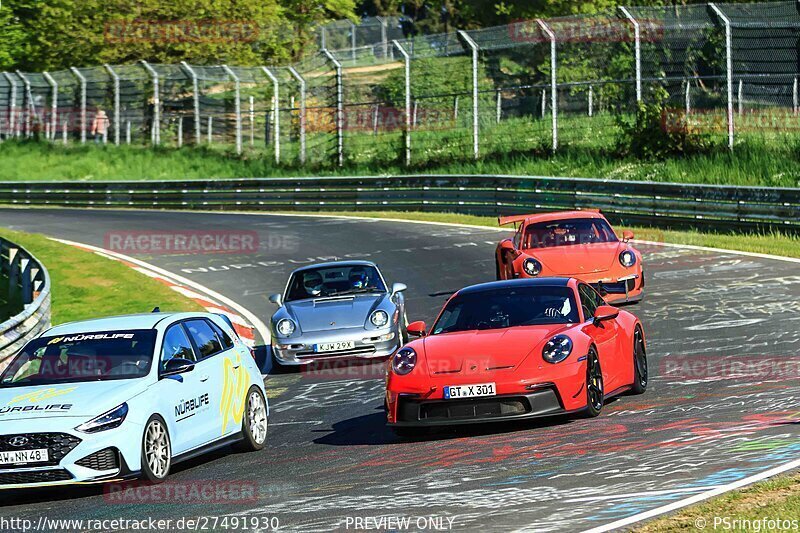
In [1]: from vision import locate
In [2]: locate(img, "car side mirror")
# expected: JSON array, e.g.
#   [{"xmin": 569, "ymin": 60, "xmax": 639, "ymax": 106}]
[
  {"xmin": 593, "ymin": 305, "xmax": 619, "ymax": 326},
  {"xmin": 161, "ymin": 358, "xmax": 195, "ymax": 378},
  {"xmin": 622, "ymin": 230, "xmax": 634, "ymax": 242},
  {"xmin": 269, "ymin": 294, "xmax": 283, "ymax": 307},
  {"xmin": 407, "ymin": 321, "xmax": 427, "ymax": 338},
  {"xmin": 500, "ymin": 239, "xmax": 516, "ymax": 251},
  {"xmin": 391, "ymin": 282, "xmax": 407, "ymax": 296}
]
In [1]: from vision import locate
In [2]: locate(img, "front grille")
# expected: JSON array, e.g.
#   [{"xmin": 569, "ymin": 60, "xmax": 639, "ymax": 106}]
[
  {"xmin": 0, "ymin": 433, "xmax": 81, "ymax": 469},
  {"xmin": 0, "ymin": 469, "xmax": 72, "ymax": 486},
  {"xmin": 593, "ymin": 278, "xmax": 636, "ymax": 295},
  {"xmin": 421, "ymin": 398, "xmax": 529, "ymax": 420},
  {"xmin": 75, "ymin": 448, "xmax": 119, "ymax": 471},
  {"xmin": 297, "ymin": 346, "xmax": 377, "ymax": 358}
]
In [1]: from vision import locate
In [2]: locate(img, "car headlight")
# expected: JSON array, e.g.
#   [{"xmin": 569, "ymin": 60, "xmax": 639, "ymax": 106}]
[
  {"xmin": 619, "ymin": 250, "xmax": 637, "ymax": 268},
  {"xmin": 370, "ymin": 310, "xmax": 389, "ymax": 327},
  {"xmin": 75, "ymin": 403, "xmax": 128, "ymax": 434},
  {"xmin": 542, "ymin": 335, "xmax": 573, "ymax": 364},
  {"xmin": 276, "ymin": 318, "xmax": 296, "ymax": 337},
  {"xmin": 392, "ymin": 347, "xmax": 417, "ymax": 375},
  {"xmin": 523, "ymin": 258, "xmax": 542, "ymax": 276}
]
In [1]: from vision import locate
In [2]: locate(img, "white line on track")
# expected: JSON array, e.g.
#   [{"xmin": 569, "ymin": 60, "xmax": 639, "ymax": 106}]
[
  {"xmin": 580, "ymin": 458, "xmax": 800, "ymax": 533},
  {"xmin": 49, "ymin": 238, "xmax": 271, "ymax": 345}
]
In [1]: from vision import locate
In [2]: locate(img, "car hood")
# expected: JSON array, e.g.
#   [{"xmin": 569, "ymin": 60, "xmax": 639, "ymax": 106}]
[
  {"xmin": 526, "ymin": 242, "xmax": 625, "ymax": 275},
  {"xmin": 0, "ymin": 380, "xmax": 148, "ymax": 421},
  {"xmin": 421, "ymin": 324, "xmax": 569, "ymax": 375},
  {"xmin": 285, "ymin": 294, "xmax": 386, "ymax": 332}
]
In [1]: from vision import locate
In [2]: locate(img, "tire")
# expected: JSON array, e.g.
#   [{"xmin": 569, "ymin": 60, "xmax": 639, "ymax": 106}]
[
  {"xmin": 141, "ymin": 415, "xmax": 171, "ymax": 483},
  {"xmin": 401, "ymin": 311, "xmax": 410, "ymax": 345},
  {"xmin": 630, "ymin": 326, "xmax": 648, "ymax": 395},
  {"xmin": 237, "ymin": 387, "xmax": 268, "ymax": 452},
  {"xmin": 583, "ymin": 349, "xmax": 604, "ymax": 418},
  {"xmin": 495, "ymin": 260, "xmax": 502, "ymax": 281}
]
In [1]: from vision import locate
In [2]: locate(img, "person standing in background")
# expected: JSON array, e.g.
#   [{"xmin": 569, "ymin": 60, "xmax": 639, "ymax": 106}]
[{"xmin": 91, "ymin": 109, "xmax": 109, "ymax": 143}]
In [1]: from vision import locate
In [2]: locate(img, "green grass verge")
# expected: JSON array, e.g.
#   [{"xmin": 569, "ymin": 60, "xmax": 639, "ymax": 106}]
[
  {"xmin": 313, "ymin": 210, "xmax": 800, "ymax": 259},
  {"xmin": 637, "ymin": 472, "xmax": 800, "ymax": 532},
  {"xmin": 0, "ymin": 228, "xmax": 203, "ymax": 325},
  {"xmin": 1, "ymin": 132, "xmax": 798, "ymax": 188}
]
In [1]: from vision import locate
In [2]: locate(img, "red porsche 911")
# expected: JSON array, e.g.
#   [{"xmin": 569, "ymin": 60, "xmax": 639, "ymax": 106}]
[
  {"xmin": 495, "ymin": 210, "xmax": 644, "ymax": 304},
  {"xmin": 385, "ymin": 278, "xmax": 647, "ymax": 435}
]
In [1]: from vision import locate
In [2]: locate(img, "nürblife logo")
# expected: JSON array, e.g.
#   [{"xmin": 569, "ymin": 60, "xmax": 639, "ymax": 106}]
[{"xmin": 175, "ymin": 393, "xmax": 210, "ymax": 421}]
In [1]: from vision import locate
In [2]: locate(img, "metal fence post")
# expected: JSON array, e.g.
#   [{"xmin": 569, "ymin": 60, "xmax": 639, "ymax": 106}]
[
  {"xmin": 458, "ymin": 30, "xmax": 480, "ymax": 160},
  {"xmin": 180, "ymin": 62, "xmax": 201, "ymax": 145},
  {"xmin": 537, "ymin": 19, "xmax": 558, "ymax": 152},
  {"xmin": 288, "ymin": 66, "xmax": 307, "ymax": 164},
  {"xmin": 496, "ymin": 90, "xmax": 502, "ymax": 123},
  {"xmin": 685, "ymin": 79, "xmax": 691, "ymax": 115},
  {"xmin": 222, "ymin": 65, "xmax": 243, "ymax": 155},
  {"xmin": 349, "ymin": 20, "xmax": 357, "ymax": 63},
  {"xmin": 249, "ymin": 96, "xmax": 255, "ymax": 146},
  {"xmin": 322, "ymin": 49, "xmax": 344, "ymax": 167},
  {"xmin": 710, "ymin": 3, "xmax": 734, "ymax": 150},
  {"xmin": 620, "ymin": 6, "xmax": 642, "ymax": 103},
  {"xmin": 393, "ymin": 40, "xmax": 412, "ymax": 167},
  {"xmin": 377, "ymin": 16, "xmax": 389, "ymax": 59},
  {"xmin": 261, "ymin": 67, "xmax": 280, "ymax": 163},
  {"xmin": 3, "ymin": 73, "xmax": 17, "ymax": 138},
  {"xmin": 42, "ymin": 72, "xmax": 58, "ymax": 141},
  {"xmin": 104, "ymin": 64, "xmax": 121, "ymax": 145},
  {"xmin": 737, "ymin": 79, "xmax": 743, "ymax": 116},
  {"xmin": 793, "ymin": 77, "xmax": 798, "ymax": 116},
  {"xmin": 588, "ymin": 85, "xmax": 593, "ymax": 117},
  {"xmin": 15, "ymin": 71, "xmax": 31, "ymax": 138},
  {"xmin": 70, "ymin": 67, "xmax": 87, "ymax": 143},
  {"xmin": 140, "ymin": 61, "xmax": 160, "ymax": 145}
]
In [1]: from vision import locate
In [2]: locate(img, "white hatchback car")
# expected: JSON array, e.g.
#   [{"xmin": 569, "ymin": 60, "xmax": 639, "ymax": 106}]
[{"xmin": 0, "ymin": 312, "xmax": 268, "ymax": 488}]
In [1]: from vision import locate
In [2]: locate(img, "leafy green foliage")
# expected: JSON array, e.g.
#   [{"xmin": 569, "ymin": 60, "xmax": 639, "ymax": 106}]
[{"xmin": 615, "ymin": 87, "xmax": 717, "ymax": 158}]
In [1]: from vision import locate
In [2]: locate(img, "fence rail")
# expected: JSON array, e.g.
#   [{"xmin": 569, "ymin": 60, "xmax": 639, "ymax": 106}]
[
  {"xmin": 0, "ymin": 237, "xmax": 51, "ymax": 369},
  {"xmin": 1, "ymin": 1, "xmax": 798, "ymax": 168},
  {"xmin": 2, "ymin": 175, "xmax": 799, "ymax": 233}
]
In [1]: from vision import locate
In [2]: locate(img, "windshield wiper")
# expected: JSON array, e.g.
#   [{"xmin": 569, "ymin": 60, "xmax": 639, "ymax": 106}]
[{"xmin": 328, "ymin": 287, "xmax": 382, "ymax": 296}]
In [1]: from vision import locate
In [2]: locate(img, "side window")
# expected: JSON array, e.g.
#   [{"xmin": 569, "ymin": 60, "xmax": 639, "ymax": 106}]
[
  {"xmin": 512, "ymin": 225, "xmax": 522, "ymax": 249},
  {"xmin": 578, "ymin": 285, "xmax": 599, "ymax": 321},
  {"xmin": 184, "ymin": 319, "xmax": 223, "ymax": 359},
  {"xmin": 209, "ymin": 320, "xmax": 234, "ymax": 350},
  {"xmin": 160, "ymin": 325, "xmax": 196, "ymax": 371}
]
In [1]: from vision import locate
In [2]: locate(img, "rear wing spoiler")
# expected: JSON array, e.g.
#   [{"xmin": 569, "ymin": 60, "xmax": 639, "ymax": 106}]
[
  {"xmin": 497, "ymin": 214, "xmax": 531, "ymax": 227},
  {"xmin": 497, "ymin": 209, "xmax": 602, "ymax": 227}
]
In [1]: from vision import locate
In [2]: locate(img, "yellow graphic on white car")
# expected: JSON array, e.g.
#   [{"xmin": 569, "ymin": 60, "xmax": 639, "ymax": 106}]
[
  {"xmin": 220, "ymin": 354, "xmax": 248, "ymax": 434},
  {"xmin": 8, "ymin": 387, "xmax": 78, "ymax": 405}
]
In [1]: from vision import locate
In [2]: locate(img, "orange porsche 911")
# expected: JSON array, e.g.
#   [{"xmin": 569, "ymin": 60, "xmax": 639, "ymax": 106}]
[{"xmin": 495, "ymin": 210, "xmax": 644, "ymax": 304}]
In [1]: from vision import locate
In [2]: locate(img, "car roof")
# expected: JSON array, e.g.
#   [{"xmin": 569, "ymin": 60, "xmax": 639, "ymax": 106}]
[
  {"xmin": 522, "ymin": 210, "xmax": 606, "ymax": 225},
  {"xmin": 291, "ymin": 260, "xmax": 378, "ymax": 274},
  {"xmin": 43, "ymin": 312, "xmax": 214, "ymax": 336},
  {"xmin": 456, "ymin": 277, "xmax": 573, "ymax": 296}
]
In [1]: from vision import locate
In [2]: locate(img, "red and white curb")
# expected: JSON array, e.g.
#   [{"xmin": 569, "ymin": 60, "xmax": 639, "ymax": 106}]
[{"xmin": 50, "ymin": 238, "xmax": 270, "ymax": 348}]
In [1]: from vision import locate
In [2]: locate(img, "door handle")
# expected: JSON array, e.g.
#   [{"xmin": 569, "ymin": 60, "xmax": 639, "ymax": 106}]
[{"xmin": 199, "ymin": 375, "xmax": 210, "ymax": 382}]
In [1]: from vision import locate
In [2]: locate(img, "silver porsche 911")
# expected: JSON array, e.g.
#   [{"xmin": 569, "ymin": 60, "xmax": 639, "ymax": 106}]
[{"xmin": 268, "ymin": 261, "xmax": 408, "ymax": 366}]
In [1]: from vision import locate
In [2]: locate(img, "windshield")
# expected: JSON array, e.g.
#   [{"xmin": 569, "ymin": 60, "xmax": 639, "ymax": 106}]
[
  {"xmin": 0, "ymin": 330, "xmax": 156, "ymax": 388},
  {"xmin": 286, "ymin": 265, "xmax": 386, "ymax": 301},
  {"xmin": 523, "ymin": 218, "xmax": 618, "ymax": 249},
  {"xmin": 432, "ymin": 286, "xmax": 578, "ymax": 335}
]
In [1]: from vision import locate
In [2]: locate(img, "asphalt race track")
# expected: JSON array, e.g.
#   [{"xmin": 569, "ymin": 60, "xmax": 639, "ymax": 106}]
[{"xmin": 2, "ymin": 208, "xmax": 800, "ymax": 532}]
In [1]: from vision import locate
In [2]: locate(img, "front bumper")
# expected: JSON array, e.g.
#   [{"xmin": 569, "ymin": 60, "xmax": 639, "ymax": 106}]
[
  {"xmin": 272, "ymin": 326, "xmax": 401, "ymax": 366},
  {"xmin": 390, "ymin": 388, "xmax": 572, "ymax": 427},
  {"xmin": 387, "ymin": 359, "xmax": 588, "ymax": 426},
  {"xmin": 0, "ymin": 417, "xmax": 143, "ymax": 490}
]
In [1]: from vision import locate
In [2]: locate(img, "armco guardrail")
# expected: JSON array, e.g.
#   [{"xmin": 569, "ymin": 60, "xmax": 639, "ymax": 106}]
[
  {"xmin": 1, "ymin": 175, "xmax": 799, "ymax": 232},
  {"xmin": 0, "ymin": 237, "xmax": 51, "ymax": 370}
]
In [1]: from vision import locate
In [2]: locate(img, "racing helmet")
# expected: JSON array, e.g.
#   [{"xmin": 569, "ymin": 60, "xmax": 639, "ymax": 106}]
[
  {"xmin": 303, "ymin": 271, "xmax": 324, "ymax": 296},
  {"xmin": 348, "ymin": 267, "xmax": 369, "ymax": 289}
]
